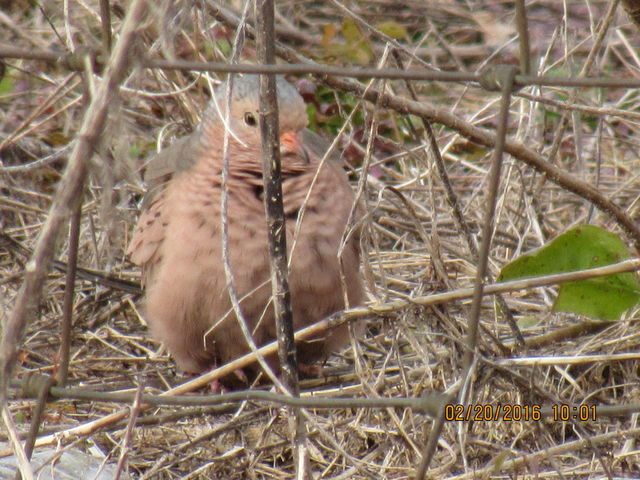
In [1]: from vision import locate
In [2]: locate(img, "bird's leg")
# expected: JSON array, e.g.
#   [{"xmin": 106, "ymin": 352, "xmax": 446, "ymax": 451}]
[
  {"xmin": 233, "ymin": 368, "xmax": 249, "ymax": 384},
  {"xmin": 208, "ymin": 377, "xmax": 227, "ymax": 394},
  {"xmin": 208, "ymin": 369, "xmax": 250, "ymax": 393},
  {"xmin": 298, "ymin": 363, "xmax": 325, "ymax": 378}
]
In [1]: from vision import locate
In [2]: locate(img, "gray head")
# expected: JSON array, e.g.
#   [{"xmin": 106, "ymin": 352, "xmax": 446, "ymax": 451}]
[
  {"xmin": 207, "ymin": 75, "xmax": 308, "ymax": 138},
  {"xmin": 144, "ymin": 76, "xmax": 311, "ymax": 189}
]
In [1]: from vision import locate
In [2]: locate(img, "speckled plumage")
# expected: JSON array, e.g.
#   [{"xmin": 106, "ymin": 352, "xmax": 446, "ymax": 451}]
[{"xmin": 128, "ymin": 75, "xmax": 364, "ymax": 376}]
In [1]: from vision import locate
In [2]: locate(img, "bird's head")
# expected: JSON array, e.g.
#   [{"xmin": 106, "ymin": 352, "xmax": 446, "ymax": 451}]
[{"xmin": 206, "ymin": 75, "xmax": 309, "ymax": 163}]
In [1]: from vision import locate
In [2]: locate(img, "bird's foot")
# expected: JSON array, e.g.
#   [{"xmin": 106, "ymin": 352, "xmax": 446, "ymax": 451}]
[
  {"xmin": 208, "ymin": 377, "xmax": 228, "ymax": 394},
  {"xmin": 298, "ymin": 363, "xmax": 324, "ymax": 378},
  {"xmin": 233, "ymin": 368, "xmax": 249, "ymax": 384}
]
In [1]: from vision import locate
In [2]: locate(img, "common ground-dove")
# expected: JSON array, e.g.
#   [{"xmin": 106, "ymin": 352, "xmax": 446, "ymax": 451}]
[{"xmin": 127, "ymin": 75, "xmax": 364, "ymax": 377}]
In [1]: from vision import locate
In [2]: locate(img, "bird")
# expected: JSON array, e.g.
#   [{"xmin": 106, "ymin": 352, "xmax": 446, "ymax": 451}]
[{"xmin": 127, "ymin": 75, "xmax": 364, "ymax": 380}]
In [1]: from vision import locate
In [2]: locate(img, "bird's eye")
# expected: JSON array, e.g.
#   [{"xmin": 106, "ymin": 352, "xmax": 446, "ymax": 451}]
[{"xmin": 244, "ymin": 112, "xmax": 257, "ymax": 127}]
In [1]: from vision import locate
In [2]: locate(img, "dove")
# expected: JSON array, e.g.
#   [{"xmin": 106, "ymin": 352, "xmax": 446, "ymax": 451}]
[{"xmin": 127, "ymin": 75, "xmax": 364, "ymax": 379}]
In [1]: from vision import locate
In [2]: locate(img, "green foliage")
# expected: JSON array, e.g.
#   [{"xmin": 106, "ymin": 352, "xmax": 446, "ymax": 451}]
[
  {"xmin": 516, "ymin": 316, "xmax": 539, "ymax": 329},
  {"xmin": 44, "ymin": 131, "xmax": 71, "ymax": 147},
  {"xmin": 321, "ymin": 18, "xmax": 373, "ymax": 65},
  {"xmin": 306, "ymin": 103, "xmax": 318, "ymax": 132},
  {"xmin": 374, "ymin": 21, "xmax": 408, "ymax": 39},
  {"xmin": 498, "ymin": 225, "xmax": 640, "ymax": 321},
  {"xmin": 310, "ymin": 84, "xmax": 364, "ymax": 136},
  {"xmin": 619, "ymin": 90, "xmax": 640, "ymax": 111},
  {"xmin": 128, "ymin": 143, "xmax": 143, "ymax": 159},
  {"xmin": 0, "ymin": 69, "xmax": 15, "ymax": 95},
  {"xmin": 212, "ymin": 38, "xmax": 232, "ymax": 56}
]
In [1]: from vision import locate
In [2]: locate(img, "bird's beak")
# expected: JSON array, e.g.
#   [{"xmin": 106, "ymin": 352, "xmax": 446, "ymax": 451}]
[{"xmin": 280, "ymin": 131, "xmax": 310, "ymax": 164}]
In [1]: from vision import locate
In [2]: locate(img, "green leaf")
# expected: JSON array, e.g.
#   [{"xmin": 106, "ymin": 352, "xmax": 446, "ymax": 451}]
[
  {"xmin": 375, "ymin": 21, "xmax": 408, "ymax": 39},
  {"xmin": 341, "ymin": 18, "xmax": 372, "ymax": 64},
  {"xmin": 128, "ymin": 143, "xmax": 142, "ymax": 159},
  {"xmin": 44, "ymin": 131, "xmax": 71, "ymax": 147},
  {"xmin": 14, "ymin": 411, "xmax": 26, "ymax": 424},
  {"xmin": 0, "ymin": 70, "xmax": 15, "ymax": 95},
  {"xmin": 208, "ymin": 38, "xmax": 232, "ymax": 56},
  {"xmin": 516, "ymin": 316, "xmax": 539, "ymax": 329},
  {"xmin": 342, "ymin": 18, "xmax": 363, "ymax": 43},
  {"xmin": 306, "ymin": 103, "xmax": 318, "ymax": 132},
  {"xmin": 498, "ymin": 225, "xmax": 640, "ymax": 321}
]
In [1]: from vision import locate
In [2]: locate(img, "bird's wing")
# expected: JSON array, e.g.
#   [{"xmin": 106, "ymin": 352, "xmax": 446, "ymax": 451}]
[
  {"xmin": 141, "ymin": 134, "xmax": 200, "ymax": 206},
  {"xmin": 128, "ymin": 133, "xmax": 200, "ymax": 271},
  {"xmin": 300, "ymin": 129, "xmax": 342, "ymax": 165}
]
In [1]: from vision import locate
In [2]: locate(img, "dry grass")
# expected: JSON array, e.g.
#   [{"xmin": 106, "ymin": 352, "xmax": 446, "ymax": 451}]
[{"xmin": 2, "ymin": 1, "xmax": 640, "ymax": 478}]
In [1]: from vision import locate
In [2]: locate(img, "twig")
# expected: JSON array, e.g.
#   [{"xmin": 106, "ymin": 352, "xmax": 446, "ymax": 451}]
[
  {"xmin": 514, "ymin": 0, "xmax": 531, "ymax": 75},
  {"xmin": 1, "ymin": 406, "xmax": 34, "ymax": 480},
  {"xmin": 18, "ymin": 374, "xmax": 53, "ymax": 466},
  {"xmin": 17, "ymin": 381, "xmax": 446, "ymax": 414},
  {"xmin": 0, "ymin": 232, "xmax": 141, "ymax": 294},
  {"xmin": 462, "ymin": 66, "xmax": 518, "ymax": 376},
  {"xmin": 413, "ymin": 401, "xmax": 448, "ymax": 480},
  {"xmin": 255, "ymin": 0, "xmax": 298, "ymax": 395},
  {"xmin": 255, "ymin": 0, "xmax": 306, "ymax": 477},
  {"xmin": 442, "ymin": 63, "xmax": 517, "ymax": 480},
  {"xmin": 0, "ymin": 146, "xmax": 71, "ymax": 173},
  {"xmin": 216, "ymin": 1, "xmax": 285, "ymax": 390},
  {"xmin": 343, "ymin": 259, "xmax": 640, "ymax": 328},
  {"xmin": 113, "ymin": 383, "xmax": 142, "ymax": 480},
  {"xmin": 57, "ymin": 64, "xmax": 90, "ymax": 388},
  {"xmin": 497, "ymin": 352, "xmax": 640, "ymax": 367},
  {"xmin": 57, "ymin": 203, "xmax": 80, "ymax": 387},
  {"xmin": 5, "ymin": 43, "xmax": 640, "ymax": 88},
  {"xmin": 98, "ymin": 0, "xmax": 112, "ymax": 53}
]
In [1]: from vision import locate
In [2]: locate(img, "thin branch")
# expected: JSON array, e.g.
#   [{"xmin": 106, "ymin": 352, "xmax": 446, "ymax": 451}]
[
  {"xmin": 18, "ymin": 374, "xmax": 53, "ymax": 467},
  {"xmin": 255, "ymin": 0, "xmax": 298, "ymax": 396},
  {"xmin": 255, "ymin": 1, "xmax": 305, "ymax": 476},
  {"xmin": 98, "ymin": 0, "xmax": 112, "ymax": 54},
  {"xmin": 56, "ymin": 202, "xmax": 80, "ymax": 387},
  {"xmin": 462, "ymin": 66, "xmax": 518, "ymax": 376},
  {"xmin": 57, "ymin": 62, "xmax": 93, "ymax": 389},
  {"xmin": 4, "ymin": 43, "xmax": 640, "ymax": 88},
  {"xmin": 1, "ymin": 406, "xmax": 34, "ymax": 480},
  {"xmin": 15, "ymin": 379, "xmax": 446, "ymax": 415},
  {"xmin": 113, "ymin": 383, "xmax": 142, "ymax": 480},
  {"xmin": 514, "ymin": 0, "xmax": 531, "ymax": 75}
]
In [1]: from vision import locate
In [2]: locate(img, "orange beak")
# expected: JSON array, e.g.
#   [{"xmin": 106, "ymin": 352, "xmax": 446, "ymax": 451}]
[{"xmin": 280, "ymin": 131, "xmax": 309, "ymax": 163}]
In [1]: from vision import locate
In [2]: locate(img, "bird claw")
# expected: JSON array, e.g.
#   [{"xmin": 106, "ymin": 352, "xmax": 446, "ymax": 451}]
[
  {"xmin": 207, "ymin": 369, "xmax": 248, "ymax": 392},
  {"xmin": 208, "ymin": 378, "xmax": 227, "ymax": 394},
  {"xmin": 298, "ymin": 363, "xmax": 324, "ymax": 378},
  {"xmin": 233, "ymin": 368, "xmax": 249, "ymax": 384}
]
